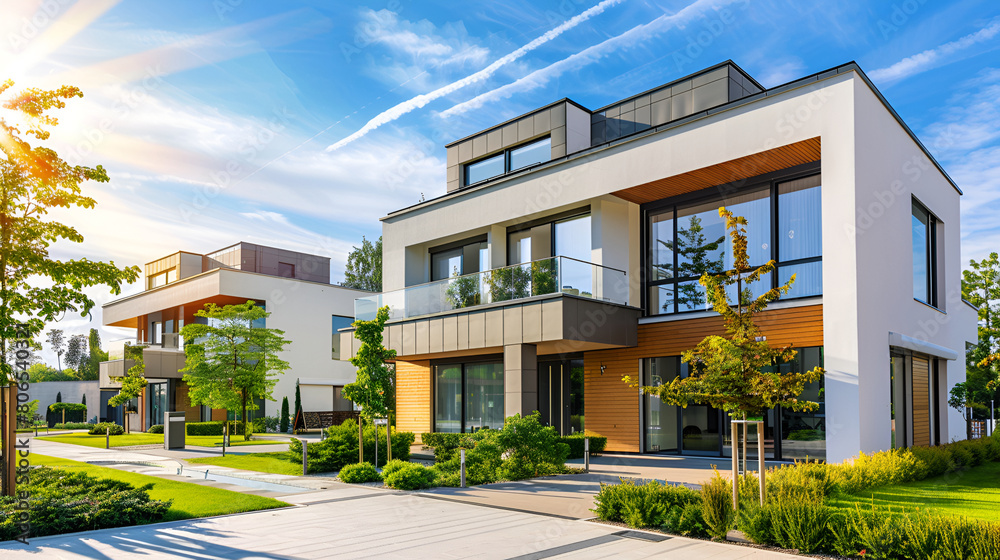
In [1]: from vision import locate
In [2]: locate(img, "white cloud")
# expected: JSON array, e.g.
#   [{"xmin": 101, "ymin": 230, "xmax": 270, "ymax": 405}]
[
  {"xmin": 438, "ymin": 0, "xmax": 743, "ymax": 118},
  {"xmin": 755, "ymin": 59, "xmax": 805, "ymax": 89},
  {"xmin": 869, "ymin": 17, "xmax": 1000, "ymax": 84},
  {"xmin": 325, "ymin": 0, "xmax": 626, "ymax": 153}
]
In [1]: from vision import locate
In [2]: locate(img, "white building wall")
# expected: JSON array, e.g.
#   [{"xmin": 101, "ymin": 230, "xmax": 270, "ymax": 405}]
[
  {"xmin": 217, "ymin": 270, "xmax": 370, "ymax": 415},
  {"xmin": 27, "ymin": 381, "xmax": 100, "ymax": 424},
  {"xmin": 850, "ymin": 78, "xmax": 978, "ymax": 450}
]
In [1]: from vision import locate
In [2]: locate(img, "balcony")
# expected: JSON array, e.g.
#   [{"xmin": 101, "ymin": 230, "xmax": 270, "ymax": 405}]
[{"xmin": 355, "ymin": 256, "xmax": 628, "ymax": 322}]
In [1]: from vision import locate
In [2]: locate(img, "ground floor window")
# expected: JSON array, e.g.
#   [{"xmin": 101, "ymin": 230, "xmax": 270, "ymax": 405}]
[
  {"xmin": 148, "ymin": 382, "xmax": 168, "ymax": 426},
  {"xmin": 642, "ymin": 346, "xmax": 825, "ymax": 460},
  {"xmin": 890, "ymin": 350, "xmax": 940, "ymax": 449},
  {"xmin": 435, "ymin": 361, "xmax": 503, "ymax": 433}
]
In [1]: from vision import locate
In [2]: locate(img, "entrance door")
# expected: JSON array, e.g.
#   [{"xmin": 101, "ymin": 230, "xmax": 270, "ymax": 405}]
[{"xmin": 537, "ymin": 359, "xmax": 584, "ymax": 435}]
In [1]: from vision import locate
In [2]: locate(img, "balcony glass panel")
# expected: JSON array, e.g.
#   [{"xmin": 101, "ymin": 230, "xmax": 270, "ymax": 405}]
[{"xmin": 354, "ymin": 256, "xmax": 628, "ymax": 321}]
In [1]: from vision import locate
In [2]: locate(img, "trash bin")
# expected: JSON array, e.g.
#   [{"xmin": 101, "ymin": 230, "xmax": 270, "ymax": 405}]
[{"xmin": 164, "ymin": 411, "xmax": 186, "ymax": 450}]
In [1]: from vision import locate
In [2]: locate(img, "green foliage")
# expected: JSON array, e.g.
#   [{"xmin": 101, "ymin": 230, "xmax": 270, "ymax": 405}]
[
  {"xmin": 294, "ymin": 381, "xmax": 302, "ymax": 417},
  {"xmin": 592, "ymin": 478, "xmax": 703, "ymax": 533},
  {"xmin": 53, "ymin": 422, "xmax": 91, "ymax": 429},
  {"xmin": 65, "ymin": 333, "xmax": 88, "ymax": 371},
  {"xmin": 344, "ymin": 306, "xmax": 396, "ymax": 422},
  {"xmin": 185, "ymin": 421, "xmax": 250, "ymax": 436},
  {"xmin": 0, "ymin": 467, "xmax": 170, "ymax": 540},
  {"xmin": 280, "ymin": 396, "xmax": 290, "ymax": 433},
  {"xmin": 627, "ymin": 208, "xmax": 824, "ymax": 420},
  {"xmin": 88, "ymin": 422, "xmax": 123, "ymax": 435},
  {"xmin": 109, "ymin": 343, "xmax": 147, "ymax": 411},
  {"xmin": 660, "ymin": 214, "xmax": 725, "ymax": 310},
  {"xmin": 48, "ymin": 402, "xmax": 86, "ymax": 413},
  {"xmin": 382, "ymin": 461, "xmax": 437, "ymax": 490},
  {"xmin": 700, "ymin": 470, "xmax": 736, "ymax": 539},
  {"xmin": 664, "ymin": 502, "xmax": 708, "ymax": 537},
  {"xmin": 787, "ymin": 428, "xmax": 825, "ymax": 441},
  {"xmin": 445, "ymin": 271, "xmax": 481, "ymax": 309},
  {"xmin": 0, "ymin": 82, "xmax": 141, "ymax": 383},
  {"xmin": 26, "ymin": 363, "xmax": 76, "ymax": 382},
  {"xmin": 290, "ymin": 419, "xmax": 413, "ymax": 473},
  {"xmin": 180, "ymin": 301, "xmax": 290, "ymax": 440},
  {"xmin": 338, "ymin": 462, "xmax": 382, "ymax": 483},
  {"xmin": 147, "ymin": 424, "xmax": 163, "ymax": 434},
  {"xmin": 558, "ymin": 433, "xmax": 608, "ymax": 459},
  {"xmin": 79, "ymin": 328, "xmax": 107, "ymax": 381},
  {"xmin": 420, "ymin": 432, "xmax": 466, "ymax": 461},
  {"xmin": 962, "ymin": 252, "xmax": 1000, "ymax": 423},
  {"xmin": 343, "ymin": 235, "xmax": 382, "ymax": 292}
]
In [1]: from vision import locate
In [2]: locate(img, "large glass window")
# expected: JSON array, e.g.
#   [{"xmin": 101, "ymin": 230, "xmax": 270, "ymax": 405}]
[
  {"xmin": 646, "ymin": 173, "xmax": 821, "ymax": 315},
  {"xmin": 778, "ymin": 346, "xmax": 825, "ymax": 460},
  {"xmin": 331, "ymin": 315, "xmax": 353, "ymax": 360},
  {"xmin": 435, "ymin": 362, "xmax": 504, "ymax": 433},
  {"xmin": 432, "ymin": 248, "xmax": 463, "ymax": 281},
  {"xmin": 464, "ymin": 137, "xmax": 551, "ymax": 186},
  {"xmin": 644, "ymin": 357, "xmax": 680, "ymax": 452},
  {"xmin": 912, "ymin": 200, "xmax": 937, "ymax": 306}
]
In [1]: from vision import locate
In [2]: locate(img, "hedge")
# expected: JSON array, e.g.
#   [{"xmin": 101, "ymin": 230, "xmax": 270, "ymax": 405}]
[
  {"xmin": 88, "ymin": 422, "xmax": 124, "ymax": 436},
  {"xmin": 47, "ymin": 402, "xmax": 87, "ymax": 427},
  {"xmin": 0, "ymin": 468, "xmax": 171, "ymax": 541},
  {"xmin": 147, "ymin": 425, "xmax": 164, "ymax": 434},
  {"xmin": 185, "ymin": 421, "xmax": 251, "ymax": 436},
  {"xmin": 559, "ymin": 433, "xmax": 607, "ymax": 459},
  {"xmin": 421, "ymin": 431, "xmax": 607, "ymax": 461},
  {"xmin": 53, "ymin": 422, "xmax": 93, "ymax": 430}
]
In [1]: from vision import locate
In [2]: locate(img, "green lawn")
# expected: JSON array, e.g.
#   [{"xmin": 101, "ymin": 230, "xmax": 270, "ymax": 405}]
[
  {"xmin": 831, "ymin": 461, "xmax": 1000, "ymax": 523},
  {"xmin": 37, "ymin": 432, "xmax": 279, "ymax": 448},
  {"xmin": 32, "ymin": 454, "xmax": 289, "ymax": 521},
  {"xmin": 187, "ymin": 452, "xmax": 304, "ymax": 476}
]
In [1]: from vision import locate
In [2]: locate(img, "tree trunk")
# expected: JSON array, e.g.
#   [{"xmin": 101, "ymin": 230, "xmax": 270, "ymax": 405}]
[{"xmin": 242, "ymin": 390, "xmax": 249, "ymax": 441}]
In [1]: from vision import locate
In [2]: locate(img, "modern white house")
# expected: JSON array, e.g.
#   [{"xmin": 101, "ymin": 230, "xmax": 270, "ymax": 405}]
[
  {"xmin": 340, "ymin": 60, "xmax": 979, "ymax": 464},
  {"xmin": 100, "ymin": 242, "xmax": 367, "ymax": 430}
]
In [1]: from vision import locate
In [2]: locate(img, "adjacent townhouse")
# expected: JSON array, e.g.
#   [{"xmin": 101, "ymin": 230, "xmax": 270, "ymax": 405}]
[
  {"xmin": 340, "ymin": 61, "xmax": 979, "ymax": 463},
  {"xmin": 100, "ymin": 242, "xmax": 367, "ymax": 431}
]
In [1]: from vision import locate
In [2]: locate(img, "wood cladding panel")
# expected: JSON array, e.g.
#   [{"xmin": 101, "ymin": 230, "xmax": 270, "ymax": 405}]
[
  {"xmin": 397, "ymin": 360, "xmax": 432, "ymax": 444},
  {"xmin": 584, "ymin": 305, "xmax": 823, "ymax": 453},
  {"xmin": 911, "ymin": 357, "xmax": 930, "ymax": 447},
  {"xmin": 612, "ymin": 137, "xmax": 821, "ymax": 204}
]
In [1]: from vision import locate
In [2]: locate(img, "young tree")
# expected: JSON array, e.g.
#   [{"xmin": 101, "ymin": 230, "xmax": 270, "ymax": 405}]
[
  {"xmin": 956, "ymin": 252, "xmax": 1000, "ymax": 435},
  {"xmin": 180, "ymin": 301, "xmax": 291, "ymax": 440},
  {"xmin": 65, "ymin": 333, "xmax": 88, "ymax": 372},
  {"xmin": 343, "ymin": 306, "xmax": 396, "ymax": 463},
  {"xmin": 0, "ymin": 81, "xmax": 139, "ymax": 383},
  {"xmin": 343, "ymin": 236, "xmax": 382, "ymax": 292},
  {"xmin": 280, "ymin": 396, "xmax": 290, "ymax": 433},
  {"xmin": 626, "ymin": 208, "xmax": 824, "ymax": 506},
  {"xmin": 294, "ymin": 380, "xmax": 302, "ymax": 419},
  {"xmin": 45, "ymin": 329, "xmax": 66, "ymax": 372},
  {"xmin": 55, "ymin": 391, "xmax": 61, "ymax": 403},
  {"xmin": 108, "ymin": 344, "xmax": 146, "ymax": 433}
]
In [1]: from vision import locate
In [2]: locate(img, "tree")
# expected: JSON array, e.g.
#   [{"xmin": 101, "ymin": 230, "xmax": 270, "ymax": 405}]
[
  {"xmin": 625, "ymin": 207, "xmax": 824, "ymax": 507},
  {"xmin": 956, "ymin": 252, "xmax": 1000, "ymax": 435},
  {"xmin": 294, "ymin": 380, "xmax": 302, "ymax": 419},
  {"xmin": 65, "ymin": 333, "xmax": 88, "ymax": 372},
  {"xmin": 180, "ymin": 301, "xmax": 291, "ymax": 441},
  {"xmin": 55, "ymin": 391, "xmax": 61, "ymax": 403},
  {"xmin": 45, "ymin": 329, "xmax": 66, "ymax": 372},
  {"xmin": 4, "ymin": 338, "xmax": 40, "ymax": 366},
  {"xmin": 344, "ymin": 306, "xmax": 396, "ymax": 422},
  {"xmin": 81, "ymin": 393, "xmax": 86, "ymax": 406},
  {"xmin": 280, "ymin": 396, "xmax": 290, "ymax": 433},
  {"xmin": 343, "ymin": 236, "xmax": 382, "ymax": 292},
  {"xmin": 78, "ymin": 328, "xmax": 106, "ymax": 381},
  {"xmin": 0, "ymin": 81, "xmax": 139, "ymax": 385},
  {"xmin": 109, "ymin": 344, "xmax": 147, "ymax": 433}
]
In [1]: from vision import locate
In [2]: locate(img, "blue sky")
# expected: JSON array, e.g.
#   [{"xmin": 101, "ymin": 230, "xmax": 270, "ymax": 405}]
[{"xmin": 2, "ymin": 0, "xmax": 999, "ymax": 362}]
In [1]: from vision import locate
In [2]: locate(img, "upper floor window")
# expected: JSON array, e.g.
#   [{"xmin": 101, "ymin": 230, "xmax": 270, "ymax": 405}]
[
  {"xmin": 464, "ymin": 137, "xmax": 551, "ymax": 187},
  {"xmin": 646, "ymin": 172, "xmax": 821, "ymax": 316},
  {"xmin": 430, "ymin": 236, "xmax": 488, "ymax": 281},
  {"xmin": 912, "ymin": 199, "xmax": 938, "ymax": 306},
  {"xmin": 331, "ymin": 314, "xmax": 353, "ymax": 360}
]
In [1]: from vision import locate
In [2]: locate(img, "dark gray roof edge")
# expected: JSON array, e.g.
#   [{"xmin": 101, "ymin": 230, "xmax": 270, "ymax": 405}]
[
  {"xmin": 388, "ymin": 61, "xmax": 961, "ymax": 220},
  {"xmin": 443, "ymin": 98, "xmax": 589, "ymax": 148}
]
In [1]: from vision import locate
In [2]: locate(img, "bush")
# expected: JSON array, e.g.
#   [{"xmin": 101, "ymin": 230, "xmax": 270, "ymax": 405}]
[
  {"xmin": 289, "ymin": 419, "xmax": 414, "ymax": 474},
  {"xmin": 88, "ymin": 422, "xmax": 124, "ymax": 436},
  {"xmin": 338, "ymin": 462, "xmax": 381, "ymax": 483},
  {"xmin": 766, "ymin": 499, "xmax": 833, "ymax": 553},
  {"xmin": 52, "ymin": 422, "xmax": 92, "ymax": 430},
  {"xmin": 0, "ymin": 467, "xmax": 171, "ymax": 541},
  {"xmin": 558, "ymin": 433, "xmax": 608, "ymax": 459},
  {"xmin": 700, "ymin": 470, "xmax": 735, "ymax": 539},
  {"xmin": 280, "ymin": 396, "xmax": 290, "ymax": 433},
  {"xmin": 185, "ymin": 421, "xmax": 250, "ymax": 436},
  {"xmin": 664, "ymin": 502, "xmax": 707, "ymax": 537},
  {"xmin": 47, "ymin": 402, "xmax": 87, "ymax": 426},
  {"xmin": 147, "ymin": 425, "xmax": 164, "ymax": 434},
  {"xmin": 383, "ymin": 462, "xmax": 437, "ymax": 490},
  {"xmin": 592, "ymin": 478, "xmax": 701, "ymax": 528},
  {"xmin": 420, "ymin": 432, "xmax": 466, "ymax": 462}
]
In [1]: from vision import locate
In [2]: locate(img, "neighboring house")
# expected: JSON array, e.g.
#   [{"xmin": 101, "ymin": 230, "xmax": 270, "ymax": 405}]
[
  {"xmin": 100, "ymin": 242, "xmax": 369, "ymax": 430},
  {"xmin": 339, "ymin": 61, "xmax": 979, "ymax": 464}
]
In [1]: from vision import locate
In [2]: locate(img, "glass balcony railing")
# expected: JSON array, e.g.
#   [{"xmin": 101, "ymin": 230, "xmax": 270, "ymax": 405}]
[{"xmin": 355, "ymin": 256, "xmax": 628, "ymax": 322}]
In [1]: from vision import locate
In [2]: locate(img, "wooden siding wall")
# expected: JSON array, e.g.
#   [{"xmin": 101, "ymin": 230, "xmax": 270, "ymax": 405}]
[
  {"xmin": 583, "ymin": 304, "xmax": 824, "ymax": 453},
  {"xmin": 911, "ymin": 356, "xmax": 930, "ymax": 447},
  {"xmin": 173, "ymin": 381, "xmax": 200, "ymax": 422},
  {"xmin": 396, "ymin": 360, "xmax": 432, "ymax": 444}
]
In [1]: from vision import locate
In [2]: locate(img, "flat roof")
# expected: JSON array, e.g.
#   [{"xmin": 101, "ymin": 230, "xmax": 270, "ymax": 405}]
[{"xmin": 385, "ymin": 61, "xmax": 960, "ymax": 221}]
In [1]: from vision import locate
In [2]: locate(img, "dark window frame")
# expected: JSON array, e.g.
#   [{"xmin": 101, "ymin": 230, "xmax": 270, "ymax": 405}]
[
  {"xmin": 464, "ymin": 136, "xmax": 552, "ymax": 188},
  {"xmin": 640, "ymin": 163, "xmax": 822, "ymax": 317},
  {"xmin": 432, "ymin": 355, "xmax": 505, "ymax": 434},
  {"xmin": 911, "ymin": 198, "xmax": 939, "ymax": 308},
  {"xmin": 505, "ymin": 210, "xmax": 591, "ymax": 266}
]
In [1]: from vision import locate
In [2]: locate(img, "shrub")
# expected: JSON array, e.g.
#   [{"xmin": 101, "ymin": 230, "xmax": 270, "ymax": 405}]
[
  {"xmin": 0, "ymin": 468, "xmax": 170, "ymax": 541},
  {"xmin": 146, "ymin": 424, "xmax": 164, "ymax": 434},
  {"xmin": 88, "ymin": 422, "xmax": 124, "ymax": 436},
  {"xmin": 910, "ymin": 445, "xmax": 954, "ymax": 478},
  {"xmin": 383, "ymin": 462, "xmax": 437, "ymax": 490},
  {"xmin": 259, "ymin": 415, "xmax": 280, "ymax": 433},
  {"xmin": 52, "ymin": 422, "xmax": 92, "ymax": 430},
  {"xmin": 494, "ymin": 413, "xmax": 569, "ymax": 479},
  {"xmin": 185, "ymin": 421, "xmax": 250, "ymax": 436},
  {"xmin": 420, "ymin": 432, "xmax": 467, "ymax": 462},
  {"xmin": 280, "ymin": 397, "xmax": 290, "ymax": 433},
  {"xmin": 737, "ymin": 503, "xmax": 773, "ymax": 545},
  {"xmin": 338, "ymin": 462, "xmax": 382, "ymax": 483},
  {"xmin": 700, "ymin": 470, "xmax": 736, "ymax": 539},
  {"xmin": 558, "ymin": 433, "xmax": 608, "ymax": 459},
  {"xmin": 592, "ymin": 478, "xmax": 700, "ymax": 527},
  {"xmin": 664, "ymin": 502, "xmax": 707, "ymax": 537},
  {"xmin": 47, "ymin": 402, "xmax": 87, "ymax": 426},
  {"xmin": 290, "ymin": 419, "xmax": 414, "ymax": 473},
  {"xmin": 766, "ymin": 499, "xmax": 833, "ymax": 553}
]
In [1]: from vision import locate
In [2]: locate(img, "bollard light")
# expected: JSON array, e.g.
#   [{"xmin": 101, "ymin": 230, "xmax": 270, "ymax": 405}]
[
  {"xmin": 460, "ymin": 449, "xmax": 466, "ymax": 488},
  {"xmin": 106, "ymin": 426, "xmax": 110, "ymax": 449},
  {"xmin": 303, "ymin": 440, "xmax": 308, "ymax": 476},
  {"xmin": 584, "ymin": 437, "xmax": 590, "ymax": 473}
]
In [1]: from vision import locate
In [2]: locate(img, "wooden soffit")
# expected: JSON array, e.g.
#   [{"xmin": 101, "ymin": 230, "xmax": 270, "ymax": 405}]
[{"xmin": 612, "ymin": 137, "xmax": 821, "ymax": 204}]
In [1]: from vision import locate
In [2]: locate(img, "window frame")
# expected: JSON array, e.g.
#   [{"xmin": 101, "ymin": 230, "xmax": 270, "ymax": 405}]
[
  {"xmin": 432, "ymin": 355, "xmax": 504, "ymax": 434},
  {"xmin": 463, "ymin": 136, "xmax": 551, "ymax": 188},
  {"xmin": 911, "ymin": 198, "xmax": 939, "ymax": 308},
  {"xmin": 640, "ymin": 163, "xmax": 822, "ymax": 317}
]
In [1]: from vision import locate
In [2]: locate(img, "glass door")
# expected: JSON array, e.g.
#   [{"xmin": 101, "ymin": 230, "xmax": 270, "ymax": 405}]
[{"xmin": 644, "ymin": 358, "xmax": 679, "ymax": 452}]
